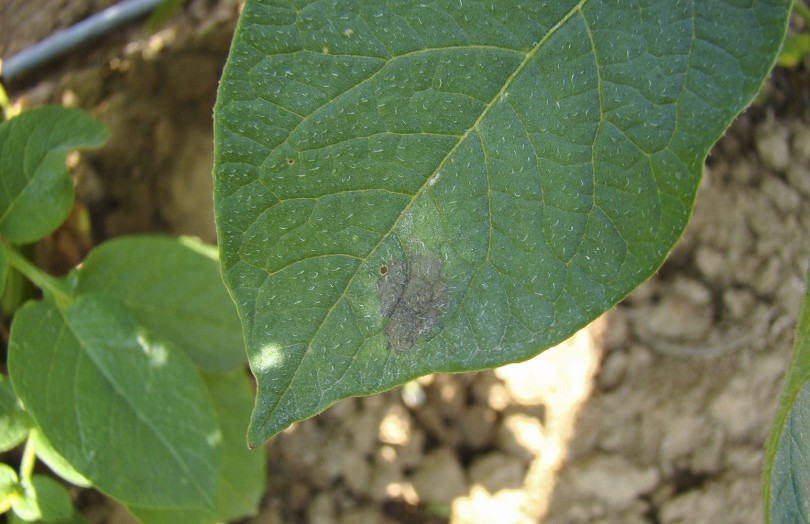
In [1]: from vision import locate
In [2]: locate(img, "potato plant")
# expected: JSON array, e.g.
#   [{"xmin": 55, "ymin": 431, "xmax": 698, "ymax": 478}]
[
  {"xmin": 0, "ymin": 107, "xmax": 264, "ymax": 523},
  {"xmin": 0, "ymin": 0, "xmax": 805, "ymax": 522},
  {"xmin": 213, "ymin": 0, "xmax": 793, "ymax": 443}
]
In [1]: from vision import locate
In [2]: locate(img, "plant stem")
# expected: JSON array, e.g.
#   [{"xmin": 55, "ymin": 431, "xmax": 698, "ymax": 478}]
[
  {"xmin": 19, "ymin": 435, "xmax": 36, "ymax": 486},
  {"xmin": 0, "ymin": 83, "xmax": 10, "ymax": 121},
  {"xmin": 796, "ymin": 0, "xmax": 810, "ymax": 28},
  {"xmin": 3, "ymin": 244, "xmax": 72, "ymax": 309}
]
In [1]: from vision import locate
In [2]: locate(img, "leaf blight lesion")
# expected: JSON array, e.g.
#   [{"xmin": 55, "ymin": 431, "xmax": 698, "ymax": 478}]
[{"xmin": 375, "ymin": 247, "xmax": 449, "ymax": 352}]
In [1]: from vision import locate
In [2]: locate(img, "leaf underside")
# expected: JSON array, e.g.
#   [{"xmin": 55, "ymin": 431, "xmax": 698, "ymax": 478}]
[{"xmin": 213, "ymin": 0, "xmax": 791, "ymax": 445}]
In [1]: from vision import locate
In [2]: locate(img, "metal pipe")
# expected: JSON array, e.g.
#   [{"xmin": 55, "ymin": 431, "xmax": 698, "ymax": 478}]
[{"xmin": 1, "ymin": 0, "xmax": 163, "ymax": 82}]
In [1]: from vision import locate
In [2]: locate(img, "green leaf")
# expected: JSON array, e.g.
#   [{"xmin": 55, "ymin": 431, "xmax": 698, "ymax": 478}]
[
  {"xmin": 777, "ymin": 33, "xmax": 810, "ymax": 68},
  {"xmin": 30, "ymin": 429, "xmax": 91, "ymax": 488},
  {"xmin": 11, "ymin": 475, "xmax": 72, "ymax": 523},
  {"xmin": 0, "ymin": 107, "xmax": 108, "ymax": 244},
  {"xmin": 73, "ymin": 236, "xmax": 246, "ymax": 372},
  {"xmin": 128, "ymin": 371, "xmax": 266, "ymax": 524},
  {"xmin": 0, "ymin": 373, "xmax": 33, "ymax": 452},
  {"xmin": 767, "ymin": 383, "xmax": 810, "ymax": 523},
  {"xmin": 0, "ymin": 463, "xmax": 20, "ymax": 513},
  {"xmin": 0, "ymin": 243, "xmax": 8, "ymax": 297},
  {"xmin": 7, "ymin": 295, "xmax": 220, "ymax": 509},
  {"xmin": 764, "ymin": 264, "xmax": 810, "ymax": 523},
  {"xmin": 146, "ymin": 0, "xmax": 186, "ymax": 32},
  {"xmin": 214, "ymin": 0, "xmax": 791, "ymax": 445},
  {"xmin": 8, "ymin": 508, "xmax": 89, "ymax": 524}
]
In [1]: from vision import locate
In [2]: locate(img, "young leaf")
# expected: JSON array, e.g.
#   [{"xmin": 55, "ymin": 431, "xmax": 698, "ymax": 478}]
[
  {"xmin": 0, "ymin": 107, "xmax": 108, "ymax": 244},
  {"xmin": 0, "ymin": 374, "xmax": 33, "ymax": 453},
  {"xmin": 11, "ymin": 475, "xmax": 72, "ymax": 523},
  {"xmin": 7, "ymin": 295, "xmax": 220, "ymax": 509},
  {"xmin": 72, "ymin": 236, "xmax": 246, "ymax": 372},
  {"xmin": 127, "ymin": 371, "xmax": 266, "ymax": 524},
  {"xmin": 213, "ymin": 0, "xmax": 791, "ymax": 445},
  {"xmin": 0, "ymin": 463, "xmax": 19, "ymax": 513},
  {"xmin": 763, "ymin": 264, "xmax": 810, "ymax": 523}
]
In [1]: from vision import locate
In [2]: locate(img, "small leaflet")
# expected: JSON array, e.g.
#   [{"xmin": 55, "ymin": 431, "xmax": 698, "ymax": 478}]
[{"xmin": 376, "ymin": 252, "xmax": 448, "ymax": 351}]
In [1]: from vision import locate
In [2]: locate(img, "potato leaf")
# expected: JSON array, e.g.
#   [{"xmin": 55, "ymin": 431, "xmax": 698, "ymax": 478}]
[
  {"xmin": 763, "ymin": 263, "xmax": 810, "ymax": 523},
  {"xmin": 214, "ymin": 0, "xmax": 791, "ymax": 445},
  {"xmin": 8, "ymin": 295, "xmax": 220, "ymax": 509},
  {"xmin": 73, "ymin": 236, "xmax": 246, "ymax": 372},
  {"xmin": 127, "ymin": 371, "xmax": 266, "ymax": 524},
  {"xmin": 11, "ymin": 475, "xmax": 72, "ymax": 523},
  {"xmin": 0, "ymin": 373, "xmax": 32, "ymax": 453},
  {"xmin": 0, "ymin": 107, "xmax": 107, "ymax": 244}
]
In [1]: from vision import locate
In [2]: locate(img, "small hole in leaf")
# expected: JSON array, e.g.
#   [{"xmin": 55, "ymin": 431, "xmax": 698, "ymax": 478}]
[
  {"xmin": 379, "ymin": 265, "xmax": 388, "ymax": 275},
  {"xmin": 287, "ymin": 158, "xmax": 295, "ymax": 165}
]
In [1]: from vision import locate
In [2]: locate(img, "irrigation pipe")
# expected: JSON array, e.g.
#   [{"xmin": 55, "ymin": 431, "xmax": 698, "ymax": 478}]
[{"xmin": 0, "ymin": 0, "xmax": 163, "ymax": 83}]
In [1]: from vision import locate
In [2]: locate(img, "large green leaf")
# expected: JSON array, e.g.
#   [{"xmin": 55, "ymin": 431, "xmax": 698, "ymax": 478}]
[
  {"xmin": 127, "ymin": 371, "xmax": 266, "ymax": 524},
  {"xmin": 72, "ymin": 236, "xmax": 246, "ymax": 372},
  {"xmin": 214, "ymin": 0, "xmax": 791, "ymax": 445},
  {"xmin": 764, "ymin": 264, "xmax": 810, "ymax": 523},
  {"xmin": 0, "ymin": 107, "xmax": 108, "ymax": 244},
  {"xmin": 7, "ymin": 295, "xmax": 220, "ymax": 509}
]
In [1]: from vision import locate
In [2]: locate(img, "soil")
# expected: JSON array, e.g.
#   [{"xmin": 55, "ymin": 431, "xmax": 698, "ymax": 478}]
[{"xmin": 2, "ymin": 1, "xmax": 810, "ymax": 523}]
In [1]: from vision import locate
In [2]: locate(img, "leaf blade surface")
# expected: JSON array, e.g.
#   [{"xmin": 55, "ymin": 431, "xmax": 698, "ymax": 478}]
[
  {"xmin": 0, "ymin": 106, "xmax": 108, "ymax": 244},
  {"xmin": 127, "ymin": 371, "xmax": 266, "ymax": 524},
  {"xmin": 8, "ymin": 295, "xmax": 220, "ymax": 508},
  {"xmin": 74, "ymin": 236, "xmax": 246, "ymax": 372},
  {"xmin": 764, "ymin": 263, "xmax": 810, "ymax": 523},
  {"xmin": 214, "ymin": 0, "xmax": 791, "ymax": 445}
]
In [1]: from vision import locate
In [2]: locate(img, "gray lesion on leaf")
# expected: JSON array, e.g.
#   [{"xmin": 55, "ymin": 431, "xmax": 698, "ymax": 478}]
[{"xmin": 375, "ymin": 252, "xmax": 449, "ymax": 351}]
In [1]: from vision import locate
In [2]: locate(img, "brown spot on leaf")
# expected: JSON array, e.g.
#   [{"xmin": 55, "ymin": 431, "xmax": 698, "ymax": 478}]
[{"xmin": 375, "ymin": 253, "xmax": 448, "ymax": 351}]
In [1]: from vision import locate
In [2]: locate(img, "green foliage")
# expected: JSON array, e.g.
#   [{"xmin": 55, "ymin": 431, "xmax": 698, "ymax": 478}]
[
  {"xmin": 127, "ymin": 372, "xmax": 267, "ymax": 524},
  {"xmin": 0, "ymin": 107, "xmax": 264, "ymax": 522},
  {"xmin": 146, "ymin": 0, "xmax": 187, "ymax": 32},
  {"xmin": 0, "ymin": 464, "xmax": 19, "ymax": 513},
  {"xmin": 11, "ymin": 475, "xmax": 73, "ymax": 523},
  {"xmin": 28, "ymin": 429, "xmax": 91, "ymax": 488},
  {"xmin": 0, "ymin": 2, "xmax": 803, "ymax": 521},
  {"xmin": 0, "ymin": 375, "xmax": 32, "ymax": 453},
  {"xmin": 213, "ymin": 0, "xmax": 793, "ymax": 446},
  {"xmin": 763, "ymin": 265, "xmax": 810, "ymax": 523},
  {"xmin": 9, "ymin": 295, "xmax": 221, "ymax": 508},
  {"xmin": 73, "ymin": 236, "xmax": 246, "ymax": 372},
  {"xmin": 778, "ymin": 1, "xmax": 810, "ymax": 68},
  {"xmin": 777, "ymin": 34, "xmax": 810, "ymax": 67},
  {"xmin": 0, "ymin": 244, "xmax": 8, "ymax": 297},
  {"xmin": 0, "ymin": 107, "xmax": 107, "ymax": 244}
]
